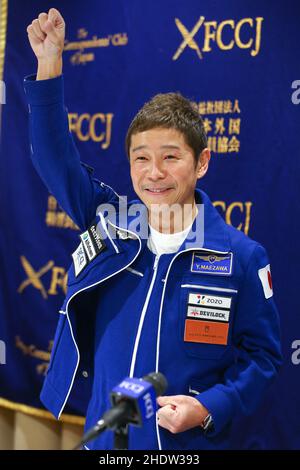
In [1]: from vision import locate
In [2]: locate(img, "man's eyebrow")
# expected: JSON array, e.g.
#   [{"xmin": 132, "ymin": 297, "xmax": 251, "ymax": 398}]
[
  {"xmin": 131, "ymin": 145, "xmax": 147, "ymax": 153},
  {"xmin": 131, "ymin": 144, "xmax": 181, "ymax": 152},
  {"xmin": 160, "ymin": 145, "xmax": 181, "ymax": 150}
]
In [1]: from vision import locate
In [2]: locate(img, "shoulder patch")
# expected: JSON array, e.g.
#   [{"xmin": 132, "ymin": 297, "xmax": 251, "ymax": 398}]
[
  {"xmin": 258, "ymin": 264, "xmax": 273, "ymax": 299},
  {"xmin": 72, "ymin": 242, "xmax": 87, "ymax": 276}
]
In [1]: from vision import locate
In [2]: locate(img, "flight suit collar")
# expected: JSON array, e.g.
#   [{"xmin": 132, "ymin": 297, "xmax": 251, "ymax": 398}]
[{"xmin": 111, "ymin": 189, "xmax": 231, "ymax": 254}]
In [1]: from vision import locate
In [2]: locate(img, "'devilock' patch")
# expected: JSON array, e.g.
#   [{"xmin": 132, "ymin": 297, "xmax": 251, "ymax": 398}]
[{"xmin": 191, "ymin": 252, "xmax": 233, "ymax": 276}]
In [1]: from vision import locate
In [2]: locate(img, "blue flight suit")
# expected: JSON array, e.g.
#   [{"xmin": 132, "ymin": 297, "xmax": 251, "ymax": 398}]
[{"xmin": 23, "ymin": 74, "xmax": 282, "ymax": 450}]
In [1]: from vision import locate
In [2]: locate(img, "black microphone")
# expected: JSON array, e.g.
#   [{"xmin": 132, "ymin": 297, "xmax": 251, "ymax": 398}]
[{"xmin": 74, "ymin": 371, "xmax": 167, "ymax": 449}]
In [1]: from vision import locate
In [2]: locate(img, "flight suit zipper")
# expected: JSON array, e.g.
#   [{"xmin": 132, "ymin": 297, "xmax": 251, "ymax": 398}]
[{"xmin": 129, "ymin": 254, "xmax": 160, "ymax": 378}]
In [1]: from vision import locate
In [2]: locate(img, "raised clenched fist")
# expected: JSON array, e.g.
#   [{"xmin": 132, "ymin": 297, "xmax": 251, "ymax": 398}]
[{"xmin": 27, "ymin": 8, "xmax": 65, "ymax": 62}]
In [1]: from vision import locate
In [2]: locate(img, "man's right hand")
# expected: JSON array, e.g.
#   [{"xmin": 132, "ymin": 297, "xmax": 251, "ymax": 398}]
[{"xmin": 27, "ymin": 8, "xmax": 65, "ymax": 80}]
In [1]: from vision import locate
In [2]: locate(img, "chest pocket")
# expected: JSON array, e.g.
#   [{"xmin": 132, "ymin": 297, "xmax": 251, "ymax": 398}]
[{"xmin": 179, "ymin": 281, "xmax": 238, "ymax": 360}]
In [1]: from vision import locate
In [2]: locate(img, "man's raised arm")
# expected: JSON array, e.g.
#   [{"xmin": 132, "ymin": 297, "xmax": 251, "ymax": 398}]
[
  {"xmin": 25, "ymin": 8, "xmax": 118, "ymax": 230},
  {"xmin": 27, "ymin": 8, "xmax": 64, "ymax": 80}
]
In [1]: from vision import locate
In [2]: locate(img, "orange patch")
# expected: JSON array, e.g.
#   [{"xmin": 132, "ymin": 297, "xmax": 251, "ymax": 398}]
[{"xmin": 184, "ymin": 319, "xmax": 229, "ymax": 345}]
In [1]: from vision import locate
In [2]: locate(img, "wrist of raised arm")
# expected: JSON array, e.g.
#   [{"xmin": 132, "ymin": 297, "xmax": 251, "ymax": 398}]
[{"xmin": 37, "ymin": 57, "xmax": 63, "ymax": 80}]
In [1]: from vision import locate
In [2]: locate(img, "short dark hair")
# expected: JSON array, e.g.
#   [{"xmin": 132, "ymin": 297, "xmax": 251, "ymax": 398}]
[{"xmin": 125, "ymin": 92, "xmax": 207, "ymax": 164}]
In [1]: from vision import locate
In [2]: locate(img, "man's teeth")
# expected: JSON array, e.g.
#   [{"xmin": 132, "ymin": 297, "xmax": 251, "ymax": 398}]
[{"xmin": 148, "ymin": 188, "xmax": 168, "ymax": 192}]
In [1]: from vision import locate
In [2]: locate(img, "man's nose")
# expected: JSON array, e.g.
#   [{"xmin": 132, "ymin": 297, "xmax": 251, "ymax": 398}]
[{"xmin": 148, "ymin": 161, "xmax": 165, "ymax": 180}]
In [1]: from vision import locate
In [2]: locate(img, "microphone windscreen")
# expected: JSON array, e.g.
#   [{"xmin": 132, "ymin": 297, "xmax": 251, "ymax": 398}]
[{"xmin": 142, "ymin": 372, "xmax": 168, "ymax": 396}]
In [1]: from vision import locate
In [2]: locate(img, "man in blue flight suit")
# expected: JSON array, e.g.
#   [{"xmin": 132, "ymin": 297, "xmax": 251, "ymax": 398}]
[{"xmin": 24, "ymin": 9, "xmax": 282, "ymax": 450}]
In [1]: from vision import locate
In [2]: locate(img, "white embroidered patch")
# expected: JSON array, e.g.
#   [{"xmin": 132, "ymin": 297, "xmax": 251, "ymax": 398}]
[
  {"xmin": 187, "ymin": 305, "xmax": 230, "ymax": 322},
  {"xmin": 258, "ymin": 264, "xmax": 273, "ymax": 299},
  {"xmin": 188, "ymin": 292, "xmax": 232, "ymax": 309},
  {"xmin": 72, "ymin": 242, "xmax": 87, "ymax": 276}
]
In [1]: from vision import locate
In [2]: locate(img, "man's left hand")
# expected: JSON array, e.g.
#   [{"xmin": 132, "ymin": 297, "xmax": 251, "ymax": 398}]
[{"xmin": 156, "ymin": 395, "xmax": 209, "ymax": 434}]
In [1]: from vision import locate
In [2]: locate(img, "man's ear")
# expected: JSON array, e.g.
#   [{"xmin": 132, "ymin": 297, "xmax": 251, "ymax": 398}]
[{"xmin": 196, "ymin": 148, "xmax": 211, "ymax": 179}]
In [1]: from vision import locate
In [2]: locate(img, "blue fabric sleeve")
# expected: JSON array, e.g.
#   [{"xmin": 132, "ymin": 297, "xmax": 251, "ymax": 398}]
[
  {"xmin": 197, "ymin": 244, "xmax": 282, "ymax": 436},
  {"xmin": 23, "ymin": 74, "xmax": 119, "ymax": 231}
]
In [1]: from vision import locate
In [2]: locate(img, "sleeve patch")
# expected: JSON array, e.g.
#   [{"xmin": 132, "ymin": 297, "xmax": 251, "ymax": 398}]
[{"xmin": 258, "ymin": 264, "xmax": 273, "ymax": 299}]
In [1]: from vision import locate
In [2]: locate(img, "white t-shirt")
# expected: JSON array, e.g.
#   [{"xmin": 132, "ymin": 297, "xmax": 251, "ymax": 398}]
[{"xmin": 147, "ymin": 221, "xmax": 194, "ymax": 256}]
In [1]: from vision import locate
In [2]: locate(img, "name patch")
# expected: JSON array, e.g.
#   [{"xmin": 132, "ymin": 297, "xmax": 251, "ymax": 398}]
[{"xmin": 191, "ymin": 252, "xmax": 233, "ymax": 276}]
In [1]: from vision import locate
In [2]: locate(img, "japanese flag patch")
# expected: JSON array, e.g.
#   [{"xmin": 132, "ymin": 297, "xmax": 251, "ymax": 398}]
[{"xmin": 258, "ymin": 264, "xmax": 273, "ymax": 299}]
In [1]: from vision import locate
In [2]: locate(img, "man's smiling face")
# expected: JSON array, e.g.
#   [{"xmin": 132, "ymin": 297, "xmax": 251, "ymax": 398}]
[{"xmin": 129, "ymin": 127, "xmax": 209, "ymax": 211}]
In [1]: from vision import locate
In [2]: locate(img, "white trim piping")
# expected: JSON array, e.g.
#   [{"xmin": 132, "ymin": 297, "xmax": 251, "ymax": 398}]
[
  {"xmin": 181, "ymin": 284, "xmax": 238, "ymax": 294},
  {"xmin": 58, "ymin": 312, "xmax": 81, "ymax": 419},
  {"xmin": 57, "ymin": 224, "xmax": 142, "ymax": 419},
  {"xmin": 126, "ymin": 267, "xmax": 144, "ymax": 277},
  {"xmin": 129, "ymin": 255, "xmax": 160, "ymax": 378},
  {"xmin": 154, "ymin": 246, "xmax": 229, "ymax": 450},
  {"xmin": 98, "ymin": 212, "xmax": 119, "ymax": 254},
  {"xmin": 99, "ymin": 181, "xmax": 126, "ymax": 202}
]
